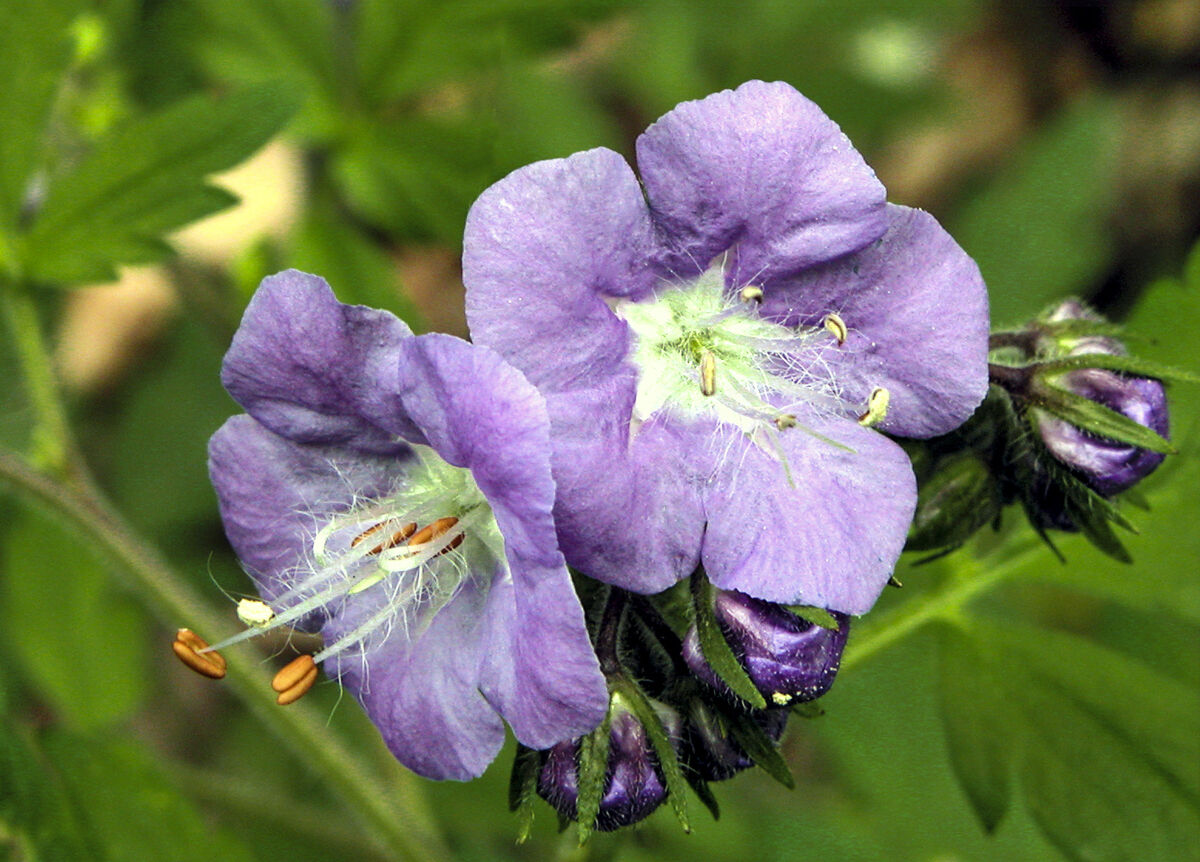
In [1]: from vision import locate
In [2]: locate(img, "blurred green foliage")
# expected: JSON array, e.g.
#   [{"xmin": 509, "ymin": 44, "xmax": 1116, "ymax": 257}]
[{"xmin": 2, "ymin": 0, "xmax": 1199, "ymax": 860}]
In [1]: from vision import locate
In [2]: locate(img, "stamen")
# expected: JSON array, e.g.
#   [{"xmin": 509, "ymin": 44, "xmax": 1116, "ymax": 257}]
[
  {"xmin": 237, "ymin": 599, "xmax": 275, "ymax": 628},
  {"xmin": 823, "ymin": 313, "xmax": 848, "ymax": 346},
  {"xmin": 172, "ymin": 628, "xmax": 227, "ymax": 679},
  {"xmin": 700, "ymin": 351, "xmax": 717, "ymax": 397},
  {"xmin": 774, "ymin": 413, "xmax": 797, "ymax": 430},
  {"xmin": 407, "ymin": 516, "xmax": 463, "ymax": 555},
  {"xmin": 352, "ymin": 521, "xmax": 418, "ymax": 555},
  {"xmin": 272, "ymin": 654, "xmax": 319, "ymax": 705},
  {"xmin": 740, "ymin": 286, "xmax": 764, "ymax": 303},
  {"xmin": 857, "ymin": 387, "xmax": 890, "ymax": 426}
]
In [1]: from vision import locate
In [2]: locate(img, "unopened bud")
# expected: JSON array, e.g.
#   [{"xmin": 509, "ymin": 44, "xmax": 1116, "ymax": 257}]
[
  {"xmin": 681, "ymin": 698, "xmax": 788, "ymax": 782},
  {"xmin": 906, "ymin": 452, "xmax": 1001, "ymax": 551}
]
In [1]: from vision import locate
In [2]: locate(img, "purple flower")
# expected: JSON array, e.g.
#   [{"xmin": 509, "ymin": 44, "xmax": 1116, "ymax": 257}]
[
  {"xmin": 463, "ymin": 81, "xmax": 989, "ymax": 615},
  {"xmin": 206, "ymin": 270, "xmax": 607, "ymax": 780},
  {"xmin": 682, "ymin": 589, "xmax": 849, "ymax": 706}
]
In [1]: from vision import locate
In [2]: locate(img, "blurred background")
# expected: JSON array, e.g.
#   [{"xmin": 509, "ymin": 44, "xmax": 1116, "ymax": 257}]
[{"xmin": 1, "ymin": 0, "xmax": 1199, "ymax": 860}]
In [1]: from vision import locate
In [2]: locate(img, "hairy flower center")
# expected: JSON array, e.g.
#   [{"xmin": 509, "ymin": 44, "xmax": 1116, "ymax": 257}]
[
  {"xmin": 614, "ymin": 261, "xmax": 847, "ymax": 439},
  {"xmin": 206, "ymin": 445, "xmax": 502, "ymax": 674}
]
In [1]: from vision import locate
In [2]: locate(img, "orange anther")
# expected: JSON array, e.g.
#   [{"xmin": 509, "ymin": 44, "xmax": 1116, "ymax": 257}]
[
  {"xmin": 172, "ymin": 628, "xmax": 227, "ymax": 679},
  {"xmin": 272, "ymin": 654, "xmax": 319, "ymax": 706},
  {"xmin": 407, "ymin": 517, "xmax": 463, "ymax": 555},
  {"xmin": 352, "ymin": 521, "xmax": 418, "ymax": 555}
]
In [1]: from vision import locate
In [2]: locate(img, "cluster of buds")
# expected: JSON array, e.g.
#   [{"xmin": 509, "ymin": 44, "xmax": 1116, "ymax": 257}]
[
  {"xmin": 906, "ymin": 298, "xmax": 1175, "ymax": 559},
  {"xmin": 513, "ymin": 577, "xmax": 848, "ymax": 837}
]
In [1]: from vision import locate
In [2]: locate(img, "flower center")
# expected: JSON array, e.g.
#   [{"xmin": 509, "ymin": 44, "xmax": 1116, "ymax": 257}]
[
  {"xmin": 613, "ymin": 261, "xmax": 849, "ymax": 442},
  {"xmin": 202, "ymin": 445, "xmax": 502, "ymax": 684}
]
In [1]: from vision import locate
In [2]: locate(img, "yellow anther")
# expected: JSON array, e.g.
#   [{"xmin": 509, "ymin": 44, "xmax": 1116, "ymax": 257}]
[
  {"xmin": 771, "ymin": 692, "xmax": 792, "ymax": 706},
  {"xmin": 739, "ymin": 286, "xmax": 764, "ymax": 303},
  {"xmin": 699, "ymin": 351, "xmax": 717, "ymax": 397},
  {"xmin": 172, "ymin": 628, "xmax": 227, "ymax": 680},
  {"xmin": 823, "ymin": 313, "xmax": 848, "ymax": 346},
  {"xmin": 774, "ymin": 413, "xmax": 797, "ymax": 430},
  {"xmin": 407, "ymin": 517, "xmax": 463, "ymax": 555},
  {"xmin": 272, "ymin": 654, "xmax": 319, "ymax": 706},
  {"xmin": 352, "ymin": 521, "xmax": 417, "ymax": 555},
  {"xmin": 857, "ymin": 387, "xmax": 890, "ymax": 427},
  {"xmin": 237, "ymin": 599, "xmax": 275, "ymax": 628}
]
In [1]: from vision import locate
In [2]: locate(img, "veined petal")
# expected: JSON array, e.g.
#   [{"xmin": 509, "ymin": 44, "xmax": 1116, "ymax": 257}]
[
  {"xmin": 761, "ymin": 205, "xmax": 990, "ymax": 437},
  {"xmin": 637, "ymin": 81, "xmax": 887, "ymax": 284},
  {"xmin": 221, "ymin": 269, "xmax": 419, "ymax": 452},
  {"xmin": 700, "ymin": 415, "xmax": 916, "ymax": 615}
]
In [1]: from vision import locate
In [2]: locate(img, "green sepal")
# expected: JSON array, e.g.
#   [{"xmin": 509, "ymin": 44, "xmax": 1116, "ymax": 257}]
[
  {"xmin": 574, "ymin": 707, "xmax": 612, "ymax": 846},
  {"xmin": 689, "ymin": 570, "xmax": 768, "ymax": 710},
  {"xmin": 614, "ymin": 683, "xmax": 690, "ymax": 834},
  {"xmin": 1034, "ymin": 318, "xmax": 1128, "ymax": 339},
  {"xmin": 508, "ymin": 744, "xmax": 541, "ymax": 844},
  {"xmin": 790, "ymin": 700, "xmax": 825, "ymax": 720},
  {"xmin": 648, "ymin": 578, "xmax": 694, "ymax": 639},
  {"xmin": 1037, "ymin": 352, "xmax": 1200, "ymax": 383},
  {"xmin": 905, "ymin": 451, "xmax": 1002, "ymax": 553},
  {"xmin": 726, "ymin": 712, "xmax": 795, "ymax": 790},
  {"xmin": 683, "ymin": 773, "xmax": 721, "ymax": 821},
  {"xmin": 784, "ymin": 605, "xmax": 840, "ymax": 630},
  {"xmin": 1030, "ymin": 384, "xmax": 1175, "ymax": 454}
]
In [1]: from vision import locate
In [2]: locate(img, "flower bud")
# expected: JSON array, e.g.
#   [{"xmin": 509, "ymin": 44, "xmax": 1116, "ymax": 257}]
[
  {"xmin": 1034, "ymin": 368, "xmax": 1168, "ymax": 496},
  {"xmin": 536, "ymin": 699, "xmax": 681, "ymax": 832},
  {"xmin": 906, "ymin": 452, "xmax": 1001, "ymax": 552},
  {"xmin": 682, "ymin": 590, "xmax": 849, "ymax": 706},
  {"xmin": 681, "ymin": 697, "xmax": 789, "ymax": 782}
]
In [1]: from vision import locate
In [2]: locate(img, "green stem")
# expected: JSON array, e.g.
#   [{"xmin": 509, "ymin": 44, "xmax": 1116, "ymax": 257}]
[
  {"xmin": 0, "ymin": 449, "xmax": 449, "ymax": 862},
  {"xmin": 842, "ymin": 541, "xmax": 1042, "ymax": 672},
  {"xmin": 0, "ymin": 285, "xmax": 79, "ymax": 478}
]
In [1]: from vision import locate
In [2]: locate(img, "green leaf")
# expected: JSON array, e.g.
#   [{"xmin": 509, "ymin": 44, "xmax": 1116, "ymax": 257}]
[
  {"xmin": 0, "ymin": 723, "xmax": 92, "ymax": 861},
  {"xmin": 0, "ymin": 0, "xmax": 80, "ymax": 233},
  {"xmin": 21, "ymin": 83, "xmax": 299, "ymax": 285},
  {"xmin": 689, "ymin": 571, "xmax": 768, "ymax": 709},
  {"xmin": 617, "ymin": 683, "xmax": 690, "ymax": 833},
  {"xmin": 785, "ymin": 605, "xmax": 840, "ymax": 630},
  {"xmin": 951, "ymin": 97, "xmax": 1119, "ymax": 327},
  {"xmin": 0, "ymin": 506, "xmax": 148, "ymax": 728},
  {"xmin": 974, "ymin": 620, "xmax": 1200, "ymax": 861},
  {"xmin": 508, "ymin": 744, "xmax": 541, "ymax": 843},
  {"xmin": 1036, "ymin": 352, "xmax": 1200, "ymax": 383},
  {"xmin": 574, "ymin": 708, "xmax": 611, "ymax": 845},
  {"xmin": 725, "ymin": 712, "xmax": 794, "ymax": 790},
  {"xmin": 1030, "ymin": 386, "xmax": 1176, "ymax": 454},
  {"xmin": 42, "ymin": 731, "xmax": 258, "ymax": 862},
  {"xmin": 936, "ymin": 623, "xmax": 1013, "ymax": 833}
]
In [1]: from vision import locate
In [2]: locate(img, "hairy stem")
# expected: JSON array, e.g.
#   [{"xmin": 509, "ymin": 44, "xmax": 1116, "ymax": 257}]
[{"xmin": 0, "ymin": 449, "xmax": 449, "ymax": 862}]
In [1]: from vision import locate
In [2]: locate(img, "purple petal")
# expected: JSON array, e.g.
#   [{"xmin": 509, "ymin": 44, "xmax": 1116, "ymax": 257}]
[
  {"xmin": 207, "ymin": 415, "xmax": 410, "ymax": 603},
  {"xmin": 541, "ymin": 381, "xmax": 707, "ymax": 593},
  {"xmin": 328, "ymin": 578, "xmax": 506, "ymax": 781},
  {"xmin": 636, "ymin": 81, "xmax": 887, "ymax": 284},
  {"xmin": 393, "ymin": 334, "xmax": 609, "ymax": 742},
  {"xmin": 221, "ymin": 270, "xmax": 418, "ymax": 453},
  {"xmin": 700, "ymin": 416, "xmax": 916, "ymax": 615},
  {"xmin": 463, "ymin": 148, "xmax": 656, "ymax": 394},
  {"xmin": 761, "ymin": 205, "xmax": 990, "ymax": 437}
]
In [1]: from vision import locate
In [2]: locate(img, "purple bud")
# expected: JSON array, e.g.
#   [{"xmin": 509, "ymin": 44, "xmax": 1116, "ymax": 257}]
[
  {"xmin": 536, "ymin": 700, "xmax": 681, "ymax": 832},
  {"xmin": 682, "ymin": 590, "xmax": 850, "ymax": 706},
  {"xmin": 682, "ymin": 699, "xmax": 789, "ymax": 782},
  {"xmin": 1037, "ymin": 369, "xmax": 1169, "ymax": 496}
]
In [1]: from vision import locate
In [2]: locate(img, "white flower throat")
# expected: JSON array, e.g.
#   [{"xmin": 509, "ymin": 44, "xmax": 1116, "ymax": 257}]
[
  {"xmin": 206, "ymin": 445, "xmax": 503, "ymax": 676},
  {"xmin": 613, "ymin": 261, "xmax": 860, "ymax": 444}
]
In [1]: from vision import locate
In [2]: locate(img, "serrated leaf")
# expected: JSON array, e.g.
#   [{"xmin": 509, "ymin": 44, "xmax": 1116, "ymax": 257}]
[
  {"xmin": 574, "ymin": 709, "xmax": 611, "ymax": 845},
  {"xmin": 0, "ymin": 0, "xmax": 80, "ymax": 232},
  {"xmin": 1038, "ymin": 352, "xmax": 1200, "ymax": 383},
  {"xmin": 21, "ymin": 83, "xmax": 299, "ymax": 285},
  {"xmin": 0, "ymin": 506, "xmax": 148, "ymax": 728},
  {"xmin": 690, "ymin": 571, "xmax": 768, "ymax": 709},
  {"xmin": 1031, "ymin": 386, "xmax": 1175, "ymax": 454},
  {"xmin": 936, "ymin": 623, "xmax": 1013, "ymax": 832},
  {"xmin": 617, "ymin": 683, "xmax": 690, "ymax": 833}
]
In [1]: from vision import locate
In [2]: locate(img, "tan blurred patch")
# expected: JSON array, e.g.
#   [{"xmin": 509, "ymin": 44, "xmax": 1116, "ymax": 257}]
[
  {"xmin": 395, "ymin": 245, "xmax": 468, "ymax": 337},
  {"xmin": 172, "ymin": 140, "xmax": 305, "ymax": 266},
  {"xmin": 55, "ymin": 266, "xmax": 177, "ymax": 393}
]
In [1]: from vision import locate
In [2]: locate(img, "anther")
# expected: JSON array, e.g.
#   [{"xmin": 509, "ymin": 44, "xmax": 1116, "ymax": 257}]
[
  {"xmin": 823, "ymin": 313, "xmax": 848, "ymax": 346},
  {"xmin": 407, "ymin": 516, "xmax": 463, "ymax": 555},
  {"xmin": 172, "ymin": 628, "xmax": 227, "ymax": 679},
  {"xmin": 352, "ymin": 521, "xmax": 418, "ymax": 555},
  {"xmin": 857, "ymin": 387, "xmax": 890, "ymax": 427},
  {"xmin": 774, "ymin": 413, "xmax": 797, "ymax": 430},
  {"xmin": 272, "ymin": 654, "xmax": 319, "ymax": 706},
  {"xmin": 237, "ymin": 599, "xmax": 275, "ymax": 628},
  {"xmin": 739, "ymin": 286, "xmax": 764, "ymax": 303},
  {"xmin": 700, "ymin": 350, "xmax": 717, "ymax": 397},
  {"xmin": 887, "ymin": 575, "xmax": 904, "ymax": 588}
]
